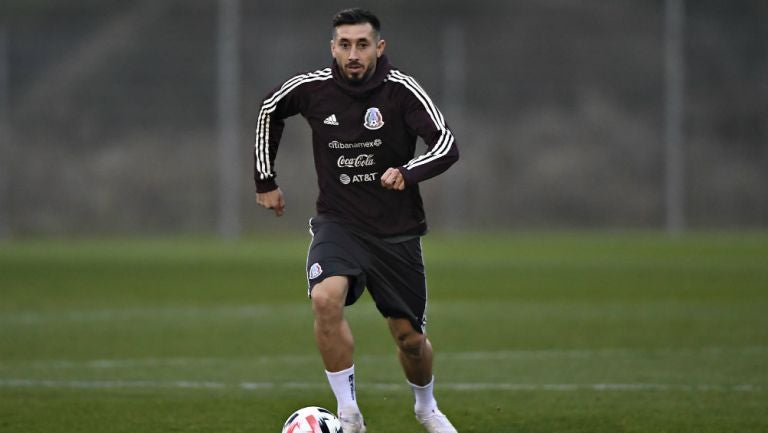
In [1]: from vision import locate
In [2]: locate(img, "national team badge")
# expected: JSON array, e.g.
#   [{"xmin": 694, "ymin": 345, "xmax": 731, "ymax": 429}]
[
  {"xmin": 309, "ymin": 263, "xmax": 323, "ymax": 279},
  {"xmin": 363, "ymin": 107, "xmax": 384, "ymax": 130}
]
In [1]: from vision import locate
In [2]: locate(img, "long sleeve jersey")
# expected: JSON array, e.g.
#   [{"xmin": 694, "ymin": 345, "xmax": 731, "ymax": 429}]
[{"xmin": 254, "ymin": 55, "xmax": 459, "ymax": 237}]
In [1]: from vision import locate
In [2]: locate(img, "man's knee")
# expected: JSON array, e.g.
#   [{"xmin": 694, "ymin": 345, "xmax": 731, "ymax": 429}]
[
  {"xmin": 390, "ymin": 321, "xmax": 427, "ymax": 357},
  {"xmin": 311, "ymin": 276, "xmax": 348, "ymax": 318}
]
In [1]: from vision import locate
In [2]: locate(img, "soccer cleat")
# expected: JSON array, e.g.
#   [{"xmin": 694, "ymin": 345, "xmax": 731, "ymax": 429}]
[
  {"xmin": 338, "ymin": 412, "xmax": 366, "ymax": 433},
  {"xmin": 416, "ymin": 408, "xmax": 458, "ymax": 433}
]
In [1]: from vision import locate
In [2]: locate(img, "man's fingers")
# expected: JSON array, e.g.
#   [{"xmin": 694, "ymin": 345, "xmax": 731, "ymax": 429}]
[
  {"xmin": 274, "ymin": 198, "xmax": 286, "ymax": 216},
  {"xmin": 380, "ymin": 168, "xmax": 404, "ymax": 190},
  {"xmin": 395, "ymin": 176, "xmax": 405, "ymax": 190},
  {"xmin": 256, "ymin": 189, "xmax": 286, "ymax": 217},
  {"xmin": 384, "ymin": 170, "xmax": 405, "ymax": 190},
  {"xmin": 380, "ymin": 170, "xmax": 391, "ymax": 186},
  {"xmin": 387, "ymin": 171, "xmax": 397, "ymax": 184}
]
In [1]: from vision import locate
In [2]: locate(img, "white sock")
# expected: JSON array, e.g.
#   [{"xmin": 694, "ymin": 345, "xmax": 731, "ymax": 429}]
[
  {"xmin": 409, "ymin": 376, "xmax": 438, "ymax": 416},
  {"xmin": 325, "ymin": 365, "xmax": 360, "ymax": 416}
]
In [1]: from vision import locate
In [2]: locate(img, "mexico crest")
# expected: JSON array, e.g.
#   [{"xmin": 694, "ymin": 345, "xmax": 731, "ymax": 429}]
[
  {"xmin": 309, "ymin": 262, "xmax": 323, "ymax": 279},
  {"xmin": 363, "ymin": 107, "xmax": 384, "ymax": 130}
]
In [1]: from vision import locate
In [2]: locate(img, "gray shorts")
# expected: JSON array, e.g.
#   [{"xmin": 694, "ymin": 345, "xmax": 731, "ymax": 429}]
[{"xmin": 306, "ymin": 215, "xmax": 428, "ymax": 333}]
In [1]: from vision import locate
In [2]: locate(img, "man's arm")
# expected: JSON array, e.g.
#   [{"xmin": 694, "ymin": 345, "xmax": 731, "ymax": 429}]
[
  {"xmin": 253, "ymin": 68, "xmax": 331, "ymax": 214},
  {"xmin": 387, "ymin": 70, "xmax": 459, "ymax": 188}
]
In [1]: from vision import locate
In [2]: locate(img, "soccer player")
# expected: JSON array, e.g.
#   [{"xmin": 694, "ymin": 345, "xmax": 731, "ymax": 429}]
[{"xmin": 254, "ymin": 8, "xmax": 460, "ymax": 433}]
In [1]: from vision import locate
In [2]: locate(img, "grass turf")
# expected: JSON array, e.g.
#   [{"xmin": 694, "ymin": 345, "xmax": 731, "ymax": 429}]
[{"xmin": 1, "ymin": 232, "xmax": 767, "ymax": 432}]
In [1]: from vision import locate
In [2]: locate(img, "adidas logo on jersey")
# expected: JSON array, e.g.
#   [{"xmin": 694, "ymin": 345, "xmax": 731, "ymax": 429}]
[{"xmin": 323, "ymin": 114, "xmax": 339, "ymax": 126}]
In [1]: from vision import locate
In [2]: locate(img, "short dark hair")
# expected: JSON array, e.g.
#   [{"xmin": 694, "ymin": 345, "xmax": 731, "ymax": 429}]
[{"xmin": 332, "ymin": 8, "xmax": 381, "ymax": 39}]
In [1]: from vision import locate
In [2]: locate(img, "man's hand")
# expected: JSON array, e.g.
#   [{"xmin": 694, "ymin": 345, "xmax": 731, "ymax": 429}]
[
  {"xmin": 380, "ymin": 167, "xmax": 406, "ymax": 191},
  {"xmin": 256, "ymin": 188, "xmax": 286, "ymax": 217}
]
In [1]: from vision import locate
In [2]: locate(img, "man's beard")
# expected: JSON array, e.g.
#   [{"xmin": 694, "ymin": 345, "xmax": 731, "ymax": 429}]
[{"xmin": 341, "ymin": 61, "xmax": 375, "ymax": 85}]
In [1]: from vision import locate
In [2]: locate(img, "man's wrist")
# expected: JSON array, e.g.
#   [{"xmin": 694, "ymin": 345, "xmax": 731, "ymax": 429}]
[
  {"xmin": 255, "ymin": 178, "xmax": 278, "ymax": 193},
  {"xmin": 397, "ymin": 167, "xmax": 413, "ymax": 186}
]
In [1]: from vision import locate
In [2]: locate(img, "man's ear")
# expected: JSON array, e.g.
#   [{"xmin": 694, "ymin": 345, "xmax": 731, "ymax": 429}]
[{"xmin": 377, "ymin": 39, "xmax": 386, "ymax": 57}]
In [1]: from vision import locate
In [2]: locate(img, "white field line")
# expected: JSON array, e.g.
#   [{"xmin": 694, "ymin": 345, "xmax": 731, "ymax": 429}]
[
  {"xmin": 0, "ymin": 305, "xmax": 296, "ymax": 325},
  {"xmin": 3, "ymin": 302, "xmax": 767, "ymax": 326},
  {"xmin": 3, "ymin": 346, "xmax": 767, "ymax": 371},
  {"xmin": 0, "ymin": 378, "xmax": 762, "ymax": 393}
]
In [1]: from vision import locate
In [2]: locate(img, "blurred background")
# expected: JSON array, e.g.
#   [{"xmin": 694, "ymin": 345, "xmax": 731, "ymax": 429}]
[{"xmin": 0, "ymin": 0, "xmax": 765, "ymax": 238}]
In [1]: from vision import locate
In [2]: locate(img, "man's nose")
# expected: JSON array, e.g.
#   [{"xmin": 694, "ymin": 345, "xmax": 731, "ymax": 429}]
[{"xmin": 348, "ymin": 46, "xmax": 359, "ymax": 60}]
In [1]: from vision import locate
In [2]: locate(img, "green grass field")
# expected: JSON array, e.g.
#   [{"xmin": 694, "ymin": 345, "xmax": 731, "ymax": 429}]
[{"xmin": 1, "ymin": 232, "xmax": 767, "ymax": 432}]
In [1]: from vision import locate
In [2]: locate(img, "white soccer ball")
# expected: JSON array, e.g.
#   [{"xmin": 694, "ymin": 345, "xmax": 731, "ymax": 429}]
[{"xmin": 281, "ymin": 406, "xmax": 342, "ymax": 433}]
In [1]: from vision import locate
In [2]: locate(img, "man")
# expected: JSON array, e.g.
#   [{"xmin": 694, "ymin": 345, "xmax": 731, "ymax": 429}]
[{"xmin": 254, "ymin": 8, "xmax": 459, "ymax": 433}]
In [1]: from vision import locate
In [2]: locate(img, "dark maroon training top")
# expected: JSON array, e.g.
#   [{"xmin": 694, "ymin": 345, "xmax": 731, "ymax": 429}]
[{"xmin": 254, "ymin": 55, "xmax": 459, "ymax": 237}]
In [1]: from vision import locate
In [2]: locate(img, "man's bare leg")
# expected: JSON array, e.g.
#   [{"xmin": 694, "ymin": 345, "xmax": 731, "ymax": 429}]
[
  {"xmin": 311, "ymin": 276, "xmax": 365, "ymax": 432},
  {"xmin": 312, "ymin": 276, "xmax": 353, "ymax": 371},
  {"xmin": 388, "ymin": 318, "xmax": 433, "ymax": 386},
  {"xmin": 388, "ymin": 318, "xmax": 457, "ymax": 433}
]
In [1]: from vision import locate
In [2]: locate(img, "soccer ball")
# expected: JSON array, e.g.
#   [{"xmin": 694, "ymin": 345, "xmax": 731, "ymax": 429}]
[{"xmin": 281, "ymin": 406, "xmax": 342, "ymax": 433}]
